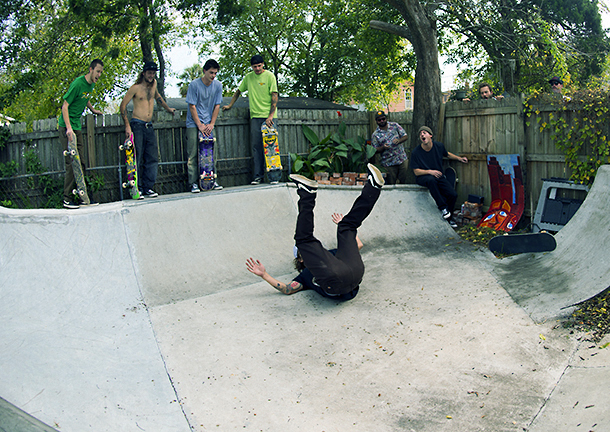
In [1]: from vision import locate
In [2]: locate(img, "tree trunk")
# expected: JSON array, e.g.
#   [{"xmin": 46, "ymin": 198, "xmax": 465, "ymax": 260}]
[
  {"xmin": 149, "ymin": 2, "xmax": 167, "ymax": 100},
  {"xmin": 373, "ymin": 0, "xmax": 442, "ymax": 151}
]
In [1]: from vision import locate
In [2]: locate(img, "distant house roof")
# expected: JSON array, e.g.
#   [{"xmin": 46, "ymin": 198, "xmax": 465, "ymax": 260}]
[{"xmin": 127, "ymin": 96, "xmax": 356, "ymax": 112}]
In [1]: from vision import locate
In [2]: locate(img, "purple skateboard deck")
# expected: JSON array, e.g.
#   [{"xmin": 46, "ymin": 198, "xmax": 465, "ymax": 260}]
[{"xmin": 198, "ymin": 132, "xmax": 216, "ymax": 191}]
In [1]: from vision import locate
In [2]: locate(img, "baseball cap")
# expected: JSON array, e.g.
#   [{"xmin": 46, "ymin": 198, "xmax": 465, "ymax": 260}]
[
  {"xmin": 375, "ymin": 111, "xmax": 386, "ymax": 120},
  {"xmin": 143, "ymin": 61, "xmax": 158, "ymax": 72},
  {"xmin": 548, "ymin": 76, "xmax": 563, "ymax": 85}
]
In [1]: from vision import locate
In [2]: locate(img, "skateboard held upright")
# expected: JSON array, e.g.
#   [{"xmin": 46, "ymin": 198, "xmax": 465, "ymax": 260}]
[
  {"xmin": 120, "ymin": 134, "xmax": 140, "ymax": 200},
  {"xmin": 198, "ymin": 132, "xmax": 216, "ymax": 191},
  {"xmin": 488, "ymin": 232, "xmax": 556, "ymax": 255},
  {"xmin": 261, "ymin": 123, "xmax": 282, "ymax": 183},
  {"xmin": 444, "ymin": 166, "xmax": 457, "ymax": 190},
  {"xmin": 63, "ymin": 134, "xmax": 90, "ymax": 205}
]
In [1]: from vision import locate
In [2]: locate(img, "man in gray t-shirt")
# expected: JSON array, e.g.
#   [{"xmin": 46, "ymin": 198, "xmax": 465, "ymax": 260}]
[{"xmin": 185, "ymin": 59, "xmax": 224, "ymax": 192}]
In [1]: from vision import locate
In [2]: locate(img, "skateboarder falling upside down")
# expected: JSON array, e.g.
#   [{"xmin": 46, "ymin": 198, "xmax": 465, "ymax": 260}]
[{"xmin": 246, "ymin": 163, "xmax": 385, "ymax": 301}]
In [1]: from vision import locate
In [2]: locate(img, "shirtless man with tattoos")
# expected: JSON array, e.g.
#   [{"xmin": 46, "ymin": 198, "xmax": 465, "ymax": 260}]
[{"xmin": 120, "ymin": 61, "xmax": 175, "ymax": 198}]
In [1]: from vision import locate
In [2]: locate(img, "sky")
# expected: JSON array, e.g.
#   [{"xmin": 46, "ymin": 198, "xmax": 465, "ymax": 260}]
[{"xmin": 163, "ymin": 6, "xmax": 610, "ymax": 99}]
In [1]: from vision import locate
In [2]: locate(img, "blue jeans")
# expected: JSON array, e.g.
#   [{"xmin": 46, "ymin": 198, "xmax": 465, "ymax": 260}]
[
  {"xmin": 250, "ymin": 118, "xmax": 266, "ymax": 180},
  {"xmin": 130, "ymin": 119, "xmax": 158, "ymax": 191}
]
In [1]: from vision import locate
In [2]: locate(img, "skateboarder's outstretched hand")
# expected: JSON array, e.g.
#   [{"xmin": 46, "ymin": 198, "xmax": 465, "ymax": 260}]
[
  {"xmin": 246, "ymin": 257, "xmax": 266, "ymax": 277},
  {"xmin": 331, "ymin": 213, "xmax": 364, "ymax": 250}
]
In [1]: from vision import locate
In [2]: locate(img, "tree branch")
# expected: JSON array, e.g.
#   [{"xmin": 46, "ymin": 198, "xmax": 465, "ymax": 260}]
[{"xmin": 369, "ymin": 20, "xmax": 412, "ymax": 42}]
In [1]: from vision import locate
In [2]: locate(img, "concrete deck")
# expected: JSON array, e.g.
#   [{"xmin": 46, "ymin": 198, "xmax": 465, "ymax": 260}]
[{"xmin": 1, "ymin": 167, "xmax": 609, "ymax": 431}]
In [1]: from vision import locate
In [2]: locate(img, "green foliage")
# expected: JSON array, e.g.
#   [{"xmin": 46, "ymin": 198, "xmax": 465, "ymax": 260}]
[
  {"xmin": 0, "ymin": 126, "xmax": 10, "ymax": 149},
  {"xmin": 291, "ymin": 122, "xmax": 376, "ymax": 178},
  {"xmin": 177, "ymin": 64, "xmax": 204, "ymax": 97},
  {"xmin": 440, "ymin": 0, "xmax": 609, "ymax": 95},
  {"xmin": 526, "ymin": 88, "xmax": 610, "ymax": 185},
  {"xmin": 207, "ymin": 0, "xmax": 413, "ymax": 106},
  {"xmin": 22, "ymin": 145, "xmax": 64, "ymax": 208},
  {"xmin": 0, "ymin": 0, "xmax": 140, "ymax": 124},
  {"xmin": 1, "ymin": 199, "xmax": 17, "ymax": 208},
  {"xmin": 0, "ymin": 160, "xmax": 18, "ymax": 178},
  {"xmin": 86, "ymin": 173, "xmax": 105, "ymax": 194}
]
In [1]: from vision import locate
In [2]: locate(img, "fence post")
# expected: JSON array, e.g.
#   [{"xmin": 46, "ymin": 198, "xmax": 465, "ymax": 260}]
[{"xmin": 86, "ymin": 114, "xmax": 96, "ymax": 168}]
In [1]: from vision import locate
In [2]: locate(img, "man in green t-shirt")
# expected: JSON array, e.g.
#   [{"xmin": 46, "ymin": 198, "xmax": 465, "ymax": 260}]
[
  {"xmin": 223, "ymin": 55, "xmax": 278, "ymax": 185},
  {"xmin": 58, "ymin": 59, "xmax": 104, "ymax": 209}
]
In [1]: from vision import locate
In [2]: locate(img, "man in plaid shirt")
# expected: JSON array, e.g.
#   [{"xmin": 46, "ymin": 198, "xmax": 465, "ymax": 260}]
[{"xmin": 371, "ymin": 111, "xmax": 409, "ymax": 184}]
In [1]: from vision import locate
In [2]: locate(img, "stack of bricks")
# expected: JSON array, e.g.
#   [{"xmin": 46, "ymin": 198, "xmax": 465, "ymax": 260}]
[
  {"xmin": 315, "ymin": 172, "xmax": 330, "ymax": 185},
  {"xmin": 456, "ymin": 201, "xmax": 483, "ymax": 226},
  {"xmin": 313, "ymin": 172, "xmax": 368, "ymax": 186},
  {"xmin": 342, "ymin": 172, "xmax": 357, "ymax": 186}
]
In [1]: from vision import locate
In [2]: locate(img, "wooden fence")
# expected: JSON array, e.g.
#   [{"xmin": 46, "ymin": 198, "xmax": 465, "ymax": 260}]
[
  {"xmin": 0, "ymin": 99, "xmax": 601, "ymax": 217},
  {"xmin": 1, "ymin": 108, "xmax": 411, "ymax": 207},
  {"xmin": 441, "ymin": 96, "xmax": 598, "ymax": 217}
]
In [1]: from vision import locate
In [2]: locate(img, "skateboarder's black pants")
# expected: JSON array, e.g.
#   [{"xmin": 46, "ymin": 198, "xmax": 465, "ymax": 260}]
[
  {"xmin": 250, "ymin": 118, "xmax": 267, "ymax": 180},
  {"xmin": 415, "ymin": 174, "xmax": 457, "ymax": 212},
  {"xmin": 294, "ymin": 182, "xmax": 381, "ymax": 296},
  {"xmin": 130, "ymin": 119, "xmax": 159, "ymax": 191},
  {"xmin": 59, "ymin": 127, "xmax": 85, "ymax": 201}
]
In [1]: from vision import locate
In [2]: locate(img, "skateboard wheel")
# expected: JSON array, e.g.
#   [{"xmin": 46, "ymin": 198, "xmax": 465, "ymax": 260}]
[
  {"xmin": 119, "ymin": 145, "xmax": 124, "ymax": 151},
  {"xmin": 122, "ymin": 182, "xmax": 128, "ymax": 189},
  {"xmin": 63, "ymin": 150, "xmax": 68, "ymax": 156}
]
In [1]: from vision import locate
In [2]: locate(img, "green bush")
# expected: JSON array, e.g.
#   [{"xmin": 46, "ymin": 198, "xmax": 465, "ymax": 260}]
[{"xmin": 291, "ymin": 121, "xmax": 376, "ymax": 178}]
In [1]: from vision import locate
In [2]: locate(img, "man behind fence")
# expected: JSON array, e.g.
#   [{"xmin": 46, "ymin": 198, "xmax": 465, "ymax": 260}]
[
  {"xmin": 58, "ymin": 59, "xmax": 104, "ymax": 209},
  {"xmin": 120, "ymin": 61, "xmax": 176, "ymax": 199}
]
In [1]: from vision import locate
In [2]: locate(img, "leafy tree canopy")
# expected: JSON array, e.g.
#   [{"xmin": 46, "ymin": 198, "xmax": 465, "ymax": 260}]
[
  {"xmin": 0, "ymin": 0, "xmax": 140, "ymax": 124},
  {"xmin": 202, "ymin": 0, "xmax": 415, "ymax": 110},
  {"xmin": 437, "ymin": 0, "xmax": 610, "ymax": 94}
]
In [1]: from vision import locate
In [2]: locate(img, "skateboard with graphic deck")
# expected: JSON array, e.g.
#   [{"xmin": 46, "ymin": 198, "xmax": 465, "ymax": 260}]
[
  {"xmin": 119, "ymin": 134, "xmax": 140, "ymax": 199},
  {"xmin": 63, "ymin": 134, "xmax": 90, "ymax": 205},
  {"xmin": 488, "ymin": 232, "xmax": 556, "ymax": 255},
  {"xmin": 261, "ymin": 123, "xmax": 282, "ymax": 183},
  {"xmin": 198, "ymin": 132, "xmax": 216, "ymax": 191}
]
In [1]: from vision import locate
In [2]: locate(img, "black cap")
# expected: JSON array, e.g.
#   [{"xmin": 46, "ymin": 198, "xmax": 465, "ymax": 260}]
[
  {"xmin": 548, "ymin": 76, "xmax": 563, "ymax": 85},
  {"xmin": 143, "ymin": 61, "xmax": 158, "ymax": 72},
  {"xmin": 375, "ymin": 110, "xmax": 386, "ymax": 120}
]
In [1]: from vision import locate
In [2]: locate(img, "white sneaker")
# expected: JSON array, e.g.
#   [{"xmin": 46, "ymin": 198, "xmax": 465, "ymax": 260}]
[
  {"xmin": 289, "ymin": 174, "xmax": 318, "ymax": 193},
  {"xmin": 441, "ymin": 208, "xmax": 451, "ymax": 219},
  {"xmin": 191, "ymin": 183, "xmax": 200, "ymax": 193},
  {"xmin": 367, "ymin": 163, "xmax": 385, "ymax": 188},
  {"xmin": 213, "ymin": 182, "xmax": 223, "ymax": 190}
]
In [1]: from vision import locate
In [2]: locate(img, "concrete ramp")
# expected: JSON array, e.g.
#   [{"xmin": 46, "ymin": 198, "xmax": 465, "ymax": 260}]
[
  {"xmin": 0, "ymin": 205, "xmax": 190, "ymax": 432},
  {"xmin": 1, "ymin": 182, "xmax": 607, "ymax": 431},
  {"xmin": 489, "ymin": 164, "xmax": 610, "ymax": 322},
  {"xmin": 124, "ymin": 184, "xmax": 442, "ymax": 306}
]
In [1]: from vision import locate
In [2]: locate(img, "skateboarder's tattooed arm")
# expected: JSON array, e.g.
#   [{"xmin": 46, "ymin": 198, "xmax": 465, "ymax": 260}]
[
  {"xmin": 266, "ymin": 92, "xmax": 278, "ymax": 126},
  {"xmin": 275, "ymin": 281, "xmax": 304, "ymax": 295},
  {"xmin": 246, "ymin": 257, "xmax": 305, "ymax": 295}
]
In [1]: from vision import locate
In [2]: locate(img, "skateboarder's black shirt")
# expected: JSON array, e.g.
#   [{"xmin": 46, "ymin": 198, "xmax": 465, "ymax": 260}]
[{"xmin": 292, "ymin": 249, "xmax": 359, "ymax": 302}]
